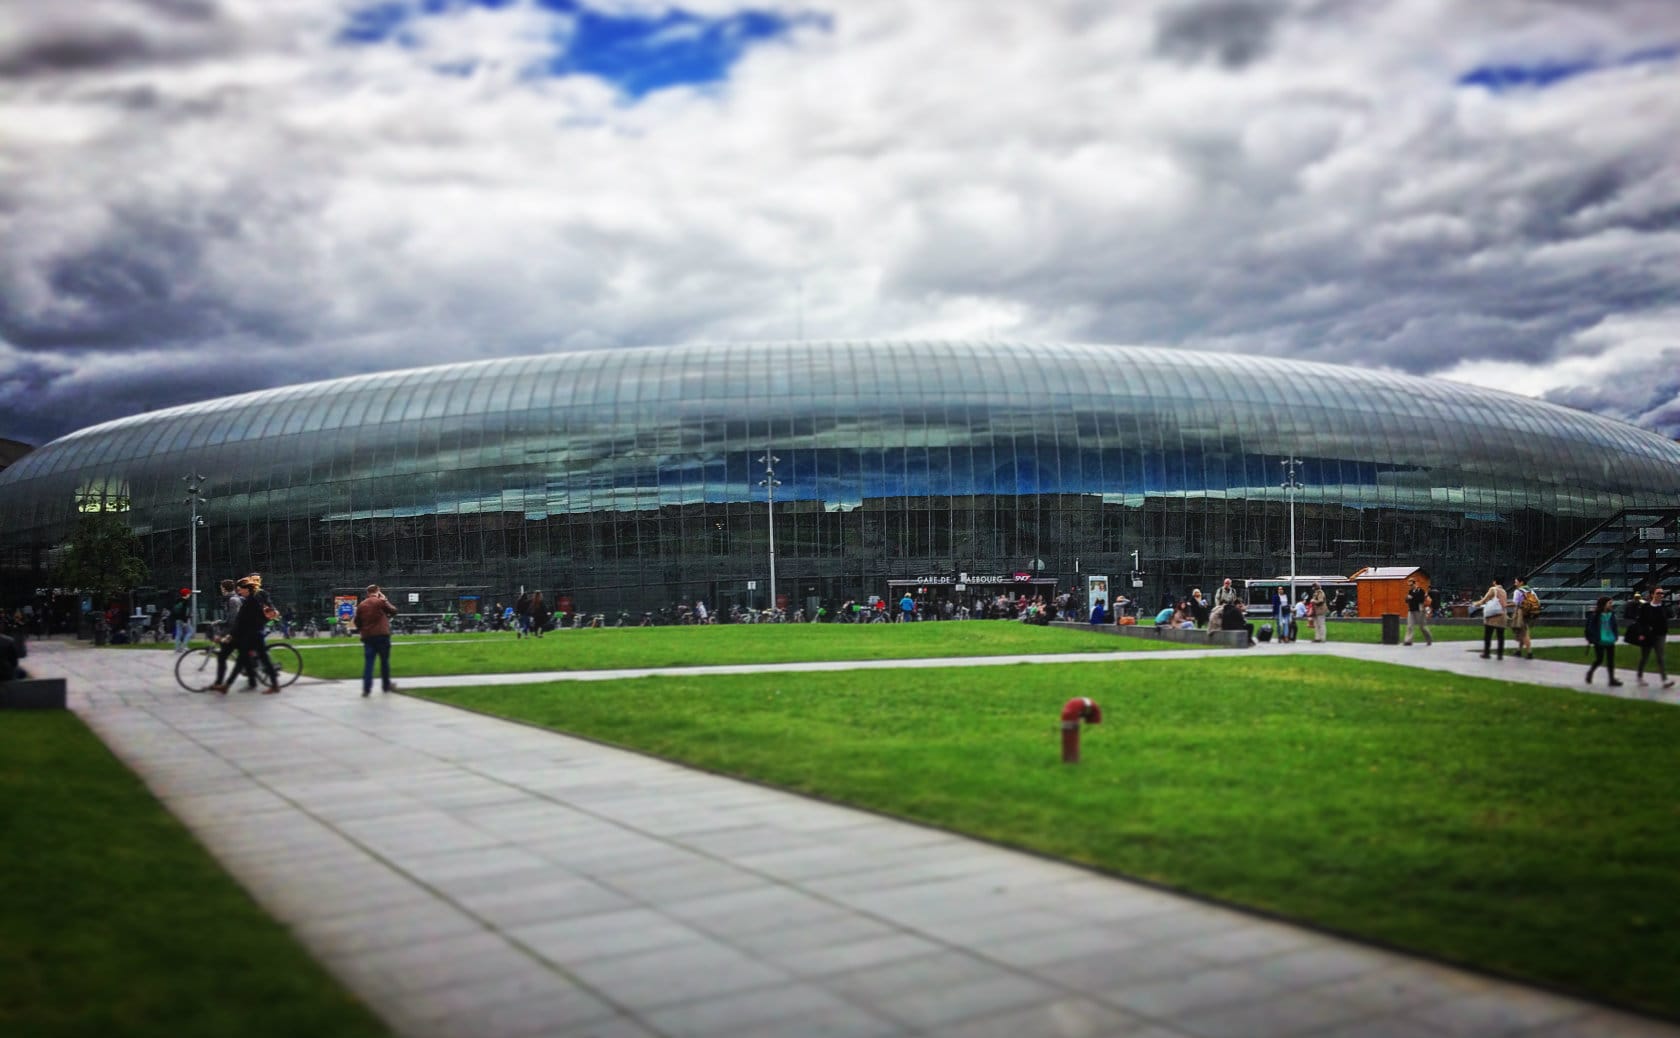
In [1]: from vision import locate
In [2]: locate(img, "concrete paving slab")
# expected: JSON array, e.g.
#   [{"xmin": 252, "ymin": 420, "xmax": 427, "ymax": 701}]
[{"xmin": 24, "ymin": 637, "xmax": 1680, "ymax": 1038}]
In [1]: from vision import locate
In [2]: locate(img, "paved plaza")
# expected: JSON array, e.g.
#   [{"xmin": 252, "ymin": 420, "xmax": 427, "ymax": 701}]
[{"xmin": 21, "ymin": 637, "xmax": 1680, "ymax": 1038}]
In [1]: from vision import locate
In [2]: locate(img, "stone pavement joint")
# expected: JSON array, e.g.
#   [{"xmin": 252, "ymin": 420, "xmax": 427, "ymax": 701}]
[{"xmin": 23, "ymin": 638, "xmax": 1680, "ymax": 1038}]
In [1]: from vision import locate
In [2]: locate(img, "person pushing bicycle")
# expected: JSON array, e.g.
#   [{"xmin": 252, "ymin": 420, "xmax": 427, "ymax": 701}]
[
  {"xmin": 210, "ymin": 575, "xmax": 281, "ymax": 694},
  {"xmin": 210, "ymin": 578, "xmax": 247, "ymax": 689}
]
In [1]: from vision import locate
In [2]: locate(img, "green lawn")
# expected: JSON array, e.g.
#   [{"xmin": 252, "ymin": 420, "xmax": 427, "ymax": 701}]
[
  {"xmin": 275, "ymin": 622, "xmax": 1183, "ymax": 679},
  {"xmin": 0, "ymin": 714, "xmax": 389, "ymax": 1038},
  {"xmin": 1531, "ymin": 644, "xmax": 1596, "ymax": 665},
  {"xmin": 108, "ymin": 620, "xmax": 1584, "ymax": 679},
  {"xmin": 415, "ymin": 657, "xmax": 1680, "ymax": 1018}
]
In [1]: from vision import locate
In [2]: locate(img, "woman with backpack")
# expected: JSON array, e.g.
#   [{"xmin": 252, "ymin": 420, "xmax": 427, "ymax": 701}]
[
  {"xmin": 1510, "ymin": 577, "xmax": 1539, "ymax": 659},
  {"xmin": 1585, "ymin": 596, "xmax": 1622, "ymax": 686}
]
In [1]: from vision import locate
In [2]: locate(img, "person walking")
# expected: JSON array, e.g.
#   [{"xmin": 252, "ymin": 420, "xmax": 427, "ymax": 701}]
[
  {"xmin": 1403, "ymin": 577, "xmax": 1433, "ymax": 646},
  {"xmin": 1634, "ymin": 586, "xmax": 1673, "ymax": 689},
  {"xmin": 530, "ymin": 591, "xmax": 549, "ymax": 637},
  {"xmin": 1509, "ymin": 576, "xmax": 1536, "ymax": 659},
  {"xmin": 1585, "ymin": 595, "xmax": 1623, "ymax": 686},
  {"xmin": 355, "ymin": 584, "xmax": 399, "ymax": 697},
  {"xmin": 1310, "ymin": 583, "xmax": 1329, "ymax": 642},
  {"xmin": 211, "ymin": 577, "xmax": 279, "ymax": 694},
  {"xmin": 170, "ymin": 587, "xmax": 193, "ymax": 653},
  {"xmin": 899, "ymin": 591, "xmax": 915, "ymax": 623},
  {"xmin": 1474, "ymin": 578, "xmax": 1508, "ymax": 660},
  {"xmin": 514, "ymin": 592, "xmax": 531, "ymax": 638},
  {"xmin": 212, "ymin": 578, "xmax": 244, "ymax": 689}
]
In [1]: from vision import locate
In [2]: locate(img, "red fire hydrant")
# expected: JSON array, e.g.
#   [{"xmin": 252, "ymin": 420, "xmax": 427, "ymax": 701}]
[{"xmin": 1060, "ymin": 697, "xmax": 1103, "ymax": 764}]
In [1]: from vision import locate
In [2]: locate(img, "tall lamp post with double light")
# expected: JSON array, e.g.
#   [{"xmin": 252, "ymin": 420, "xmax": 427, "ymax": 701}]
[
  {"xmin": 758, "ymin": 452, "xmax": 781, "ymax": 613},
  {"xmin": 184, "ymin": 472, "xmax": 208, "ymax": 629},
  {"xmin": 1281, "ymin": 457, "xmax": 1303, "ymax": 610}
]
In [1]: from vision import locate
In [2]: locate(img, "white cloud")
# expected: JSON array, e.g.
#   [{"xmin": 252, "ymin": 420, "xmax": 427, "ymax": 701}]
[{"xmin": 0, "ymin": 0, "xmax": 1678, "ymax": 443}]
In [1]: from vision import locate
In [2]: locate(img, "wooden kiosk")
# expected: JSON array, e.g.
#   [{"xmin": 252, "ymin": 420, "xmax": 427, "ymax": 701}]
[{"xmin": 1349, "ymin": 566, "xmax": 1430, "ymax": 618}]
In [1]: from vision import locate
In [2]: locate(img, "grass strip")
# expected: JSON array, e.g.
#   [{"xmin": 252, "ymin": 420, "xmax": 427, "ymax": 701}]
[
  {"xmin": 415, "ymin": 656, "xmax": 1680, "ymax": 1018},
  {"xmin": 104, "ymin": 619, "xmax": 1584, "ymax": 671},
  {"xmin": 0, "ymin": 713, "xmax": 389, "ymax": 1038},
  {"xmin": 251, "ymin": 622, "xmax": 1183, "ymax": 679}
]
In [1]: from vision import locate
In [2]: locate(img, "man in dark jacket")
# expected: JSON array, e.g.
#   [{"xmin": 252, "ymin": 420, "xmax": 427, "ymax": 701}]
[
  {"xmin": 0, "ymin": 632, "xmax": 26, "ymax": 682},
  {"xmin": 170, "ymin": 587, "xmax": 193, "ymax": 653},
  {"xmin": 1404, "ymin": 578, "xmax": 1433, "ymax": 647},
  {"xmin": 211, "ymin": 578, "xmax": 278, "ymax": 694},
  {"xmin": 212, "ymin": 578, "xmax": 245, "ymax": 689},
  {"xmin": 1635, "ymin": 587, "xmax": 1673, "ymax": 689}
]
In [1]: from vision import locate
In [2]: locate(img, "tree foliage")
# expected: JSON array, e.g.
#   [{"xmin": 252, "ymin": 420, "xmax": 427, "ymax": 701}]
[{"xmin": 58, "ymin": 510, "xmax": 149, "ymax": 601}]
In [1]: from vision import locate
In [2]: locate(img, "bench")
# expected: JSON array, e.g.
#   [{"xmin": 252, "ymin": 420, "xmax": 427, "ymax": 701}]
[
  {"xmin": 1052, "ymin": 621, "xmax": 1250, "ymax": 648},
  {"xmin": 0, "ymin": 678, "xmax": 68, "ymax": 710}
]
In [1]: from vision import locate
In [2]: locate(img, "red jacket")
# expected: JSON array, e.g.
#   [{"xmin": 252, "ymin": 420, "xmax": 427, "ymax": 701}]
[{"xmin": 355, "ymin": 595, "xmax": 397, "ymax": 639}]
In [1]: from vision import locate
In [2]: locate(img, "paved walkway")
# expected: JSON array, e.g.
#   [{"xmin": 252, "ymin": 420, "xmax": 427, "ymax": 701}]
[
  {"xmin": 25, "ymin": 639, "xmax": 1680, "ymax": 1038},
  {"xmin": 309, "ymin": 634, "xmax": 1680, "ymax": 709}
]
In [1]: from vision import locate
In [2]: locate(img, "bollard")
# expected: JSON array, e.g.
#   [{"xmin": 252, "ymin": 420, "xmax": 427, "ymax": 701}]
[{"xmin": 1060, "ymin": 697, "xmax": 1103, "ymax": 764}]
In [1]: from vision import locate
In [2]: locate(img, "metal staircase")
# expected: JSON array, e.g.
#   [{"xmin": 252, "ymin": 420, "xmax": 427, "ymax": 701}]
[{"xmin": 1525, "ymin": 508, "xmax": 1680, "ymax": 616}]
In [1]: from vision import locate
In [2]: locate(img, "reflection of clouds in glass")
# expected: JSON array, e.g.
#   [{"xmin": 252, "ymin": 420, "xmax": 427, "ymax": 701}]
[{"xmin": 4, "ymin": 343, "xmax": 1679, "ymax": 565}]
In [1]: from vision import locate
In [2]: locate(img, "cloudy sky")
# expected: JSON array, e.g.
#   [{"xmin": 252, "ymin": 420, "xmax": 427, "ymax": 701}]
[{"xmin": 2, "ymin": 0, "xmax": 1677, "ymax": 447}]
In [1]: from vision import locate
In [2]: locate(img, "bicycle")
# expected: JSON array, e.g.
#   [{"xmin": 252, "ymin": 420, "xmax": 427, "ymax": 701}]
[{"xmin": 175, "ymin": 639, "xmax": 303, "ymax": 693}]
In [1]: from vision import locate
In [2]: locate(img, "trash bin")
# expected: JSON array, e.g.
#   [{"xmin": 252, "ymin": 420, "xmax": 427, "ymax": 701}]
[{"xmin": 1381, "ymin": 612, "xmax": 1401, "ymax": 645}]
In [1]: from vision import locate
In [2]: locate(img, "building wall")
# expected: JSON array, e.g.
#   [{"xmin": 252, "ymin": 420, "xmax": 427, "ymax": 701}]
[{"xmin": 3, "ymin": 341, "xmax": 1678, "ymax": 616}]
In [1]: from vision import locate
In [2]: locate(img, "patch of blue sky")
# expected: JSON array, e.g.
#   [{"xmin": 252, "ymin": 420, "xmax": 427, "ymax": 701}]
[
  {"xmin": 1458, "ymin": 44, "xmax": 1677, "ymax": 92},
  {"xmin": 540, "ymin": 1, "xmax": 828, "ymax": 97},
  {"xmin": 340, "ymin": 1, "xmax": 414, "ymax": 45},
  {"xmin": 339, "ymin": 0, "xmax": 829, "ymax": 97},
  {"xmin": 341, "ymin": 0, "xmax": 518, "ymax": 44}
]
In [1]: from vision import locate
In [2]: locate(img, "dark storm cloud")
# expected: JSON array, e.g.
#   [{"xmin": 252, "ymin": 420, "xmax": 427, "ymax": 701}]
[
  {"xmin": 0, "ymin": 27, "xmax": 157, "ymax": 78},
  {"xmin": 1154, "ymin": 1, "xmax": 1280, "ymax": 68},
  {"xmin": 134, "ymin": 0, "xmax": 221, "ymax": 20},
  {"xmin": 0, "ymin": 344, "xmax": 303, "ymax": 447},
  {"xmin": 2, "ymin": 0, "xmax": 1678, "ymax": 448},
  {"xmin": 0, "ymin": 203, "xmax": 309, "ymax": 352},
  {"xmin": 0, "ymin": 0, "xmax": 231, "ymax": 79}
]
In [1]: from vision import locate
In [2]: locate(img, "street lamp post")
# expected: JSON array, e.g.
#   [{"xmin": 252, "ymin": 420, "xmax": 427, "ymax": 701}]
[
  {"xmin": 184, "ymin": 473, "xmax": 208, "ymax": 628},
  {"xmin": 1281, "ymin": 457, "xmax": 1303, "ymax": 609},
  {"xmin": 758, "ymin": 453, "xmax": 781, "ymax": 613}
]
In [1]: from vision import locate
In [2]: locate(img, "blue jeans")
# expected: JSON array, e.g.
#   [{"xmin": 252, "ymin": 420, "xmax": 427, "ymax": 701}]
[
  {"xmin": 362, "ymin": 635, "xmax": 393, "ymax": 693},
  {"xmin": 173, "ymin": 619, "xmax": 192, "ymax": 652}
]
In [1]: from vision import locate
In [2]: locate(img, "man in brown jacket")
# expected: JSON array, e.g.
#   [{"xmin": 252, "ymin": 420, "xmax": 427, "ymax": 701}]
[{"xmin": 354, "ymin": 584, "xmax": 399, "ymax": 697}]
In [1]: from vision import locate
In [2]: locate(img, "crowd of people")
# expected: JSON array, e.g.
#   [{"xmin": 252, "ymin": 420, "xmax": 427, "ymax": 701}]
[
  {"xmin": 1581, "ymin": 586, "xmax": 1672, "ymax": 688},
  {"xmin": 5, "ymin": 571, "xmax": 1673, "ymax": 699}
]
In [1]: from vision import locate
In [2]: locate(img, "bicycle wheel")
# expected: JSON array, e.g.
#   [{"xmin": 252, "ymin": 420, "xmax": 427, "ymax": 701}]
[
  {"xmin": 174, "ymin": 647, "xmax": 220, "ymax": 693},
  {"xmin": 268, "ymin": 642, "xmax": 303, "ymax": 687}
]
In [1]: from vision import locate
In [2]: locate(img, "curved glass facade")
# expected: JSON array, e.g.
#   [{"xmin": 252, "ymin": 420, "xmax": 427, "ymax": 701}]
[{"xmin": 3, "ymin": 340, "xmax": 1679, "ymax": 615}]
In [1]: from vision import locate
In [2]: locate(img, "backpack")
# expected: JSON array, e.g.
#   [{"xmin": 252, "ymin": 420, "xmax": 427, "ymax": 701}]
[{"xmin": 1520, "ymin": 590, "xmax": 1541, "ymax": 618}]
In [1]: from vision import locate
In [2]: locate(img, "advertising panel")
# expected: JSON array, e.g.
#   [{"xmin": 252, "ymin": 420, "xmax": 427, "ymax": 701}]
[{"xmin": 1087, "ymin": 575, "xmax": 1109, "ymax": 617}]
